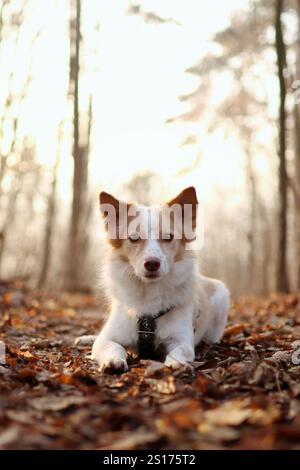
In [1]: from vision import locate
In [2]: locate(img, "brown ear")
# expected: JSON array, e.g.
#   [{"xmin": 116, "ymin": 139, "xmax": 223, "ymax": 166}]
[
  {"xmin": 99, "ymin": 191, "xmax": 133, "ymax": 248},
  {"xmin": 167, "ymin": 187, "xmax": 198, "ymax": 236},
  {"xmin": 167, "ymin": 186, "xmax": 198, "ymax": 208},
  {"xmin": 99, "ymin": 191, "xmax": 121, "ymax": 217}
]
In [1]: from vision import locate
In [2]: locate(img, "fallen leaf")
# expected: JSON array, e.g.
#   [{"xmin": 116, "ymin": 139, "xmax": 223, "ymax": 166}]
[
  {"xmin": 29, "ymin": 395, "xmax": 88, "ymax": 411},
  {"xmin": 204, "ymin": 400, "xmax": 251, "ymax": 427},
  {"xmin": 100, "ymin": 430, "xmax": 160, "ymax": 450},
  {"xmin": 0, "ymin": 426, "xmax": 20, "ymax": 448}
]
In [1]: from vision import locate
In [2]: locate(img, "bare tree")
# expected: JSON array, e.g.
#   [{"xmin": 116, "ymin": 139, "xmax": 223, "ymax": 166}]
[
  {"xmin": 0, "ymin": 1, "xmax": 39, "ymax": 270},
  {"xmin": 38, "ymin": 125, "xmax": 62, "ymax": 288},
  {"xmin": 245, "ymin": 142, "xmax": 257, "ymax": 291},
  {"xmin": 165, "ymin": 1, "xmax": 281, "ymax": 295},
  {"xmin": 294, "ymin": 0, "xmax": 300, "ymax": 288},
  {"xmin": 66, "ymin": 0, "xmax": 89, "ymax": 291},
  {"xmin": 275, "ymin": 0, "xmax": 290, "ymax": 292}
]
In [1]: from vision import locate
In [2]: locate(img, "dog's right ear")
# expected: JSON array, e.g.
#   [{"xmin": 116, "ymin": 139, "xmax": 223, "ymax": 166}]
[
  {"xmin": 99, "ymin": 191, "xmax": 121, "ymax": 218},
  {"xmin": 99, "ymin": 191, "xmax": 130, "ymax": 246}
]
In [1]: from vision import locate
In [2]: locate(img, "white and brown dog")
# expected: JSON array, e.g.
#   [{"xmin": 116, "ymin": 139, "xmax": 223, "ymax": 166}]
[{"xmin": 79, "ymin": 187, "xmax": 229, "ymax": 372}]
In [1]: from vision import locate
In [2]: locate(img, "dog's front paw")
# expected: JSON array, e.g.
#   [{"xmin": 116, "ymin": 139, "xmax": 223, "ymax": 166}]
[
  {"xmin": 165, "ymin": 357, "xmax": 193, "ymax": 372},
  {"xmin": 91, "ymin": 339, "xmax": 128, "ymax": 373},
  {"xmin": 99, "ymin": 358, "xmax": 129, "ymax": 374}
]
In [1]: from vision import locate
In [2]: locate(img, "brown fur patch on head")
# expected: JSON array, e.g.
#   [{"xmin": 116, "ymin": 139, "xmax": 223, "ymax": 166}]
[
  {"xmin": 99, "ymin": 191, "xmax": 133, "ymax": 249},
  {"xmin": 99, "ymin": 192, "xmax": 120, "ymax": 213},
  {"xmin": 167, "ymin": 186, "xmax": 198, "ymax": 243}
]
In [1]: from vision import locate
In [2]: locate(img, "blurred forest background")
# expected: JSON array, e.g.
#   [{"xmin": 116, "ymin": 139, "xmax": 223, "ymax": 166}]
[{"xmin": 0, "ymin": 0, "xmax": 300, "ymax": 297}]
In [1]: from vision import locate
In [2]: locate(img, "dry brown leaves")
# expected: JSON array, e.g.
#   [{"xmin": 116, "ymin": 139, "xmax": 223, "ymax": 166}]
[{"xmin": 0, "ymin": 281, "xmax": 300, "ymax": 450}]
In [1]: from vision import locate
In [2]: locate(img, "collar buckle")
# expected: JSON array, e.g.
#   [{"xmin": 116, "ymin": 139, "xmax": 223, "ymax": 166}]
[{"xmin": 137, "ymin": 306, "xmax": 174, "ymax": 358}]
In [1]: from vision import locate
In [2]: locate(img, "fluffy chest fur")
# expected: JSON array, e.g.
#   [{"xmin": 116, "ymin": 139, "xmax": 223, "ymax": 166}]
[{"xmin": 103, "ymin": 251, "xmax": 198, "ymax": 317}]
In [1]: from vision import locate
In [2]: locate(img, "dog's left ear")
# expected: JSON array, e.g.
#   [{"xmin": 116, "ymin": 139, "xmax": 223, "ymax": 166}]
[
  {"xmin": 99, "ymin": 191, "xmax": 131, "ymax": 247},
  {"xmin": 167, "ymin": 187, "xmax": 198, "ymax": 207},
  {"xmin": 167, "ymin": 186, "xmax": 198, "ymax": 231},
  {"xmin": 99, "ymin": 191, "xmax": 121, "ymax": 217}
]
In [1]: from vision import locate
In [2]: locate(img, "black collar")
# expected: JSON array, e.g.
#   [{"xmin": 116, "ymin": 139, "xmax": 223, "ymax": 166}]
[{"xmin": 137, "ymin": 306, "xmax": 174, "ymax": 359}]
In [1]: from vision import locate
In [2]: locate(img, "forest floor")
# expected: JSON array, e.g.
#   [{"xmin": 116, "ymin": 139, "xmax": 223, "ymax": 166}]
[{"xmin": 0, "ymin": 279, "xmax": 300, "ymax": 450}]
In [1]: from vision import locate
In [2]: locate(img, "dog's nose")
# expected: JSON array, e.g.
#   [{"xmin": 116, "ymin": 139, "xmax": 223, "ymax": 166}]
[{"xmin": 144, "ymin": 258, "xmax": 161, "ymax": 272}]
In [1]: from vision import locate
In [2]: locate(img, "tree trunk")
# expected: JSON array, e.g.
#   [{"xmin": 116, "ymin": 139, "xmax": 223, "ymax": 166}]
[
  {"xmin": 275, "ymin": 0, "xmax": 289, "ymax": 292},
  {"xmin": 0, "ymin": 181, "xmax": 21, "ymax": 270},
  {"xmin": 245, "ymin": 142, "xmax": 257, "ymax": 293},
  {"xmin": 295, "ymin": 0, "xmax": 300, "ymax": 289},
  {"xmin": 260, "ymin": 204, "xmax": 272, "ymax": 294},
  {"xmin": 66, "ymin": 0, "xmax": 89, "ymax": 291},
  {"xmin": 38, "ymin": 127, "xmax": 61, "ymax": 288}
]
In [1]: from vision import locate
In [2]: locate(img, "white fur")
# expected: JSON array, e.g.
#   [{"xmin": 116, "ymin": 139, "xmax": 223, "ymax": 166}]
[{"xmin": 87, "ymin": 201, "xmax": 230, "ymax": 372}]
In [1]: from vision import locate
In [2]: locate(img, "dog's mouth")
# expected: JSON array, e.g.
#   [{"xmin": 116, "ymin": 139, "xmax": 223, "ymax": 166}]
[{"xmin": 143, "ymin": 273, "xmax": 160, "ymax": 280}]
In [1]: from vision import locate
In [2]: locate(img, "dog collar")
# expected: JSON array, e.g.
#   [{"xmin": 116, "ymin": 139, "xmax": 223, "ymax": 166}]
[{"xmin": 137, "ymin": 306, "xmax": 174, "ymax": 359}]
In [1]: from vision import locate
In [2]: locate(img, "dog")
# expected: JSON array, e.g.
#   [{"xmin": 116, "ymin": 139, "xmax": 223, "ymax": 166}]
[{"xmin": 79, "ymin": 186, "xmax": 229, "ymax": 372}]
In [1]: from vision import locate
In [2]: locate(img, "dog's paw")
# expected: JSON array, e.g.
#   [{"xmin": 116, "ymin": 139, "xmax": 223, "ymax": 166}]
[
  {"xmin": 91, "ymin": 340, "xmax": 128, "ymax": 374},
  {"xmin": 75, "ymin": 335, "xmax": 97, "ymax": 346},
  {"xmin": 99, "ymin": 358, "xmax": 129, "ymax": 374},
  {"xmin": 165, "ymin": 357, "xmax": 193, "ymax": 372}
]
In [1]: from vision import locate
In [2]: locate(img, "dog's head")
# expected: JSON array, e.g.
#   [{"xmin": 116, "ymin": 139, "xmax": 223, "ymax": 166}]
[{"xmin": 99, "ymin": 187, "xmax": 198, "ymax": 282}]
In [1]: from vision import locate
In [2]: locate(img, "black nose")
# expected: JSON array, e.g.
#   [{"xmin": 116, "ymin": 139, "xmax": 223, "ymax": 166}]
[{"xmin": 144, "ymin": 258, "xmax": 161, "ymax": 272}]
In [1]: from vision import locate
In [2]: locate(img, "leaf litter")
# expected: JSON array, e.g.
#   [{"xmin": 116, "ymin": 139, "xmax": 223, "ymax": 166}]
[{"xmin": 0, "ymin": 280, "xmax": 300, "ymax": 449}]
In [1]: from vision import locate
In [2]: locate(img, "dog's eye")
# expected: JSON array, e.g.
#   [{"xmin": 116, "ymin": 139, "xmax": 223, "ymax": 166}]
[
  {"xmin": 129, "ymin": 234, "xmax": 140, "ymax": 242},
  {"xmin": 162, "ymin": 233, "xmax": 174, "ymax": 242}
]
